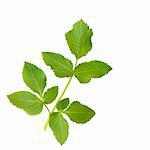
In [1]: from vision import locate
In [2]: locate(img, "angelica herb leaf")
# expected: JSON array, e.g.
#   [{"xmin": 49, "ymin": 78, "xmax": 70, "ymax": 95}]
[
  {"xmin": 49, "ymin": 112, "xmax": 69, "ymax": 145},
  {"xmin": 65, "ymin": 19, "xmax": 93, "ymax": 59},
  {"xmin": 7, "ymin": 19, "xmax": 112, "ymax": 145},
  {"xmin": 64, "ymin": 101, "xmax": 95, "ymax": 123},
  {"xmin": 42, "ymin": 52, "xmax": 73, "ymax": 77},
  {"xmin": 56, "ymin": 98, "xmax": 69, "ymax": 111},
  {"xmin": 74, "ymin": 61, "xmax": 112, "ymax": 83},
  {"xmin": 43, "ymin": 86, "xmax": 58, "ymax": 104},
  {"xmin": 22, "ymin": 62, "xmax": 46, "ymax": 96},
  {"xmin": 7, "ymin": 91, "xmax": 43, "ymax": 115}
]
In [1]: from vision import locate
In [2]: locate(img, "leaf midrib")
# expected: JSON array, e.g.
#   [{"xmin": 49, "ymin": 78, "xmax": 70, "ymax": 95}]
[
  {"xmin": 51, "ymin": 57, "xmax": 72, "ymax": 73},
  {"xmin": 75, "ymin": 68, "xmax": 103, "ymax": 75},
  {"xmin": 25, "ymin": 65, "xmax": 42, "ymax": 95},
  {"xmin": 65, "ymin": 111, "xmax": 93, "ymax": 115}
]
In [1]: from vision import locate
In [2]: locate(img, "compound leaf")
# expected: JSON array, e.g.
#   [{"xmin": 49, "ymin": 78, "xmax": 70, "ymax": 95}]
[
  {"xmin": 65, "ymin": 19, "xmax": 93, "ymax": 59},
  {"xmin": 22, "ymin": 62, "xmax": 46, "ymax": 96},
  {"xmin": 56, "ymin": 98, "xmax": 69, "ymax": 111},
  {"xmin": 43, "ymin": 86, "xmax": 58, "ymax": 104},
  {"xmin": 64, "ymin": 101, "xmax": 95, "ymax": 123},
  {"xmin": 49, "ymin": 112, "xmax": 69, "ymax": 145},
  {"xmin": 42, "ymin": 52, "xmax": 73, "ymax": 77},
  {"xmin": 7, "ymin": 91, "xmax": 43, "ymax": 115},
  {"xmin": 74, "ymin": 61, "xmax": 112, "ymax": 83}
]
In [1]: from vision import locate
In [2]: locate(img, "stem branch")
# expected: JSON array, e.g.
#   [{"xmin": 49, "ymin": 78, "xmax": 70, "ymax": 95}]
[
  {"xmin": 51, "ymin": 75, "xmax": 73, "ymax": 113},
  {"xmin": 43, "ymin": 58, "xmax": 78, "ymax": 131},
  {"xmin": 43, "ymin": 103, "xmax": 51, "ymax": 114}
]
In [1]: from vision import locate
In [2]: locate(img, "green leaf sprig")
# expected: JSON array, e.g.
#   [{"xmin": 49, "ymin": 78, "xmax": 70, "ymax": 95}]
[{"xmin": 7, "ymin": 19, "xmax": 112, "ymax": 145}]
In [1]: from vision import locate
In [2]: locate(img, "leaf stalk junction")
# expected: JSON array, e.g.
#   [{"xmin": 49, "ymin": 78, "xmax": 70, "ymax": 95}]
[{"xmin": 43, "ymin": 59, "xmax": 78, "ymax": 131}]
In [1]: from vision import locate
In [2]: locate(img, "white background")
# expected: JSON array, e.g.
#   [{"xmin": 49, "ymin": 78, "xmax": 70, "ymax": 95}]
[{"xmin": 0, "ymin": 0, "xmax": 150, "ymax": 149}]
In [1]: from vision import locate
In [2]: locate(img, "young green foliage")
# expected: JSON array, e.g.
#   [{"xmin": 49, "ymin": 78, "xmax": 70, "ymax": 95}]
[
  {"xmin": 65, "ymin": 19, "xmax": 93, "ymax": 59},
  {"xmin": 75, "ymin": 61, "xmax": 112, "ymax": 83},
  {"xmin": 23, "ymin": 62, "xmax": 46, "ymax": 96},
  {"xmin": 7, "ymin": 91, "xmax": 43, "ymax": 115},
  {"xmin": 7, "ymin": 19, "xmax": 112, "ymax": 145},
  {"xmin": 64, "ymin": 101, "xmax": 95, "ymax": 123},
  {"xmin": 43, "ymin": 86, "xmax": 58, "ymax": 104},
  {"xmin": 56, "ymin": 98, "xmax": 70, "ymax": 111},
  {"xmin": 49, "ymin": 112, "xmax": 69, "ymax": 145},
  {"xmin": 42, "ymin": 52, "xmax": 73, "ymax": 77}
]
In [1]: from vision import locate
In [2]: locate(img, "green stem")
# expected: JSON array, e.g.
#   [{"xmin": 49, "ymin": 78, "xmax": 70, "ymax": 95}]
[
  {"xmin": 39, "ymin": 98, "xmax": 51, "ymax": 131},
  {"xmin": 44, "ymin": 115, "xmax": 50, "ymax": 131},
  {"xmin": 44, "ymin": 59, "xmax": 78, "ymax": 131},
  {"xmin": 51, "ymin": 75, "xmax": 73, "ymax": 113},
  {"xmin": 43, "ymin": 103, "xmax": 51, "ymax": 114},
  {"xmin": 38, "ymin": 96, "xmax": 51, "ymax": 115}
]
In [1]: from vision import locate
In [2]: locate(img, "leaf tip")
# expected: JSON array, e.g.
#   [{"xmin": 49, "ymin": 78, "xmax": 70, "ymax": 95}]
[
  {"xmin": 24, "ymin": 61, "xmax": 30, "ymax": 66},
  {"xmin": 7, "ymin": 94, "xmax": 11, "ymax": 99},
  {"xmin": 41, "ymin": 52, "xmax": 48, "ymax": 60},
  {"xmin": 108, "ymin": 65, "xmax": 113, "ymax": 72},
  {"xmin": 55, "ymin": 85, "xmax": 58, "ymax": 90},
  {"xmin": 41, "ymin": 51, "xmax": 45, "ymax": 55},
  {"xmin": 78, "ymin": 18, "xmax": 84, "ymax": 22},
  {"xmin": 76, "ymin": 18, "xmax": 86, "ymax": 24}
]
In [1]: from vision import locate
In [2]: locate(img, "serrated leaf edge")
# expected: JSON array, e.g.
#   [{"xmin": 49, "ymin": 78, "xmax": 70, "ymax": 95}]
[
  {"xmin": 7, "ymin": 91, "xmax": 43, "ymax": 116},
  {"xmin": 22, "ymin": 61, "xmax": 47, "ymax": 96},
  {"xmin": 74, "ymin": 60, "xmax": 112, "ymax": 83},
  {"xmin": 42, "ymin": 52, "xmax": 73, "ymax": 78},
  {"xmin": 65, "ymin": 19, "xmax": 93, "ymax": 59},
  {"xmin": 43, "ymin": 86, "xmax": 58, "ymax": 104},
  {"xmin": 63, "ymin": 101, "xmax": 96, "ymax": 124},
  {"xmin": 56, "ymin": 98, "xmax": 70, "ymax": 111},
  {"xmin": 49, "ymin": 112, "xmax": 69, "ymax": 145}
]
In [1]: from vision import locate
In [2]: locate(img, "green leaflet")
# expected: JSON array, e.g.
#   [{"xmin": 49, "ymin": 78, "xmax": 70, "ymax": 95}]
[
  {"xmin": 56, "ymin": 98, "xmax": 69, "ymax": 111},
  {"xmin": 65, "ymin": 19, "xmax": 93, "ymax": 59},
  {"xmin": 7, "ymin": 19, "xmax": 112, "ymax": 145},
  {"xmin": 7, "ymin": 91, "xmax": 43, "ymax": 115},
  {"xmin": 42, "ymin": 52, "xmax": 73, "ymax": 77},
  {"xmin": 43, "ymin": 86, "xmax": 58, "ymax": 104},
  {"xmin": 22, "ymin": 62, "xmax": 46, "ymax": 96},
  {"xmin": 49, "ymin": 112, "xmax": 69, "ymax": 145},
  {"xmin": 75, "ymin": 61, "xmax": 112, "ymax": 83},
  {"xmin": 64, "ymin": 101, "xmax": 95, "ymax": 123}
]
